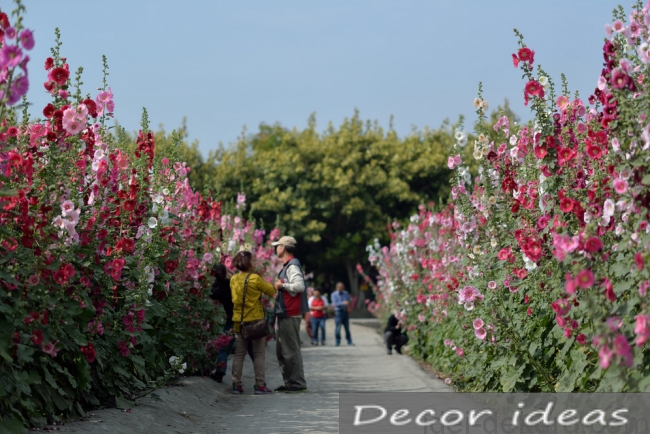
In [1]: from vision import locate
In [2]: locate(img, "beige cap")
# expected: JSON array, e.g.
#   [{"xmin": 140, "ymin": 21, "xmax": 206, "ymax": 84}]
[{"xmin": 272, "ymin": 236, "xmax": 297, "ymax": 247}]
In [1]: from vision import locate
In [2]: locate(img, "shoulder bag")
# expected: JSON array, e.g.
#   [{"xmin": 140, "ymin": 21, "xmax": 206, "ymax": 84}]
[{"xmin": 240, "ymin": 274, "xmax": 270, "ymax": 340}]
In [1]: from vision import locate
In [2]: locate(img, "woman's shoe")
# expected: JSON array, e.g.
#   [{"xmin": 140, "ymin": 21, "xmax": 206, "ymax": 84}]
[
  {"xmin": 321, "ymin": 341, "xmax": 326, "ymax": 346},
  {"xmin": 311, "ymin": 341, "xmax": 318, "ymax": 346},
  {"xmin": 254, "ymin": 385, "xmax": 273, "ymax": 395},
  {"xmin": 230, "ymin": 385, "xmax": 244, "ymax": 394}
]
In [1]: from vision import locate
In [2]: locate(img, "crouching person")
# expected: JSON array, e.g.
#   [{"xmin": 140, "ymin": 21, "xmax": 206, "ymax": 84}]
[{"xmin": 384, "ymin": 313, "xmax": 408, "ymax": 355}]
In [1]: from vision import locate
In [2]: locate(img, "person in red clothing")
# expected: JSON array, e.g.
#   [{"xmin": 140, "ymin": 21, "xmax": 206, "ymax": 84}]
[
  {"xmin": 272, "ymin": 236, "xmax": 307, "ymax": 393},
  {"xmin": 309, "ymin": 289, "xmax": 327, "ymax": 345}
]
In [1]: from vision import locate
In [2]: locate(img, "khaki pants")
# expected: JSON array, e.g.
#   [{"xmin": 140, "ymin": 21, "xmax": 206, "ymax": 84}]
[
  {"xmin": 231, "ymin": 333, "xmax": 267, "ymax": 387},
  {"xmin": 276, "ymin": 316, "xmax": 307, "ymax": 389}
]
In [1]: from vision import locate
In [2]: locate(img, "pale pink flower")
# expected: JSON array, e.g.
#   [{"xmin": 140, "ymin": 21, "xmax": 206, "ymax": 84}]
[
  {"xmin": 612, "ymin": 20, "xmax": 625, "ymax": 33},
  {"xmin": 634, "ymin": 314, "xmax": 650, "ymax": 346},
  {"xmin": 96, "ymin": 88, "xmax": 114, "ymax": 104},
  {"xmin": 475, "ymin": 327, "xmax": 487, "ymax": 340},
  {"xmin": 487, "ymin": 281, "xmax": 497, "ymax": 290},
  {"xmin": 64, "ymin": 120, "xmax": 84, "ymax": 135},
  {"xmin": 61, "ymin": 200, "xmax": 75, "ymax": 215},
  {"xmin": 472, "ymin": 318, "xmax": 484, "ymax": 330},
  {"xmin": 606, "ymin": 317, "xmax": 622, "ymax": 332},
  {"xmin": 444, "ymin": 378, "xmax": 452, "ymax": 385},
  {"xmin": 42, "ymin": 341, "xmax": 59, "ymax": 357}
]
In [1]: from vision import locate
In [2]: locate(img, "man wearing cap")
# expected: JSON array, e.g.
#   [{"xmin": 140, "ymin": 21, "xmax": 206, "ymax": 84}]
[{"xmin": 272, "ymin": 236, "xmax": 308, "ymax": 393}]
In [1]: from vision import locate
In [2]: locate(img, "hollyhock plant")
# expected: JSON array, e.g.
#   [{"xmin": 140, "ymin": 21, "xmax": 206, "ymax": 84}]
[
  {"xmin": 0, "ymin": 4, "xmax": 281, "ymax": 429},
  {"xmin": 368, "ymin": 2, "xmax": 650, "ymax": 394}
]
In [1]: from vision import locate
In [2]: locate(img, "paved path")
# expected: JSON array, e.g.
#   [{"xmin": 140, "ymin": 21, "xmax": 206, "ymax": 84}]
[{"xmin": 53, "ymin": 319, "xmax": 452, "ymax": 433}]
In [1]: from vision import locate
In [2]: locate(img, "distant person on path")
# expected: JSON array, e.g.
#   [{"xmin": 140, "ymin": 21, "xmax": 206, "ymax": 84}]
[
  {"xmin": 229, "ymin": 251, "xmax": 276, "ymax": 395},
  {"xmin": 331, "ymin": 282, "xmax": 354, "ymax": 346},
  {"xmin": 385, "ymin": 313, "xmax": 409, "ymax": 355},
  {"xmin": 272, "ymin": 236, "xmax": 308, "ymax": 393},
  {"xmin": 208, "ymin": 263, "xmax": 254, "ymax": 383},
  {"xmin": 308, "ymin": 289, "xmax": 328, "ymax": 345}
]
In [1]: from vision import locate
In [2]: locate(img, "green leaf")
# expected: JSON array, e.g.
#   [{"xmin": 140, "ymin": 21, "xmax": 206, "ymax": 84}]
[{"xmin": 115, "ymin": 395, "xmax": 134, "ymax": 409}]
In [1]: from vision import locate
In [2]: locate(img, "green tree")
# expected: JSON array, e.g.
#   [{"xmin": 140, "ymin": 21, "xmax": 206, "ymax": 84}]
[{"xmin": 212, "ymin": 111, "xmax": 456, "ymax": 297}]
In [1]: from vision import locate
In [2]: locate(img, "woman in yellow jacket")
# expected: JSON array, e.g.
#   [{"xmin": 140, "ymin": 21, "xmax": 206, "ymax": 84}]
[{"xmin": 230, "ymin": 251, "xmax": 276, "ymax": 394}]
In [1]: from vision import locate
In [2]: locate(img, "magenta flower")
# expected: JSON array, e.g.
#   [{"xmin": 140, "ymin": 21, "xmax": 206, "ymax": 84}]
[
  {"xmin": 27, "ymin": 274, "xmax": 40, "ymax": 286},
  {"xmin": 0, "ymin": 44, "xmax": 23, "ymax": 68},
  {"xmin": 19, "ymin": 29, "xmax": 34, "ymax": 50}
]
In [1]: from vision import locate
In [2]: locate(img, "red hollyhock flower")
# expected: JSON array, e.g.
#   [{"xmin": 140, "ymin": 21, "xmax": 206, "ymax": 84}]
[
  {"xmin": 603, "ymin": 277, "xmax": 616, "ymax": 301},
  {"xmin": 559, "ymin": 197, "xmax": 574, "ymax": 213},
  {"xmin": 41, "ymin": 310, "xmax": 49, "ymax": 325},
  {"xmin": 533, "ymin": 145, "xmax": 547, "ymax": 159},
  {"xmin": 80, "ymin": 343, "xmax": 96, "ymax": 363},
  {"xmin": 44, "ymin": 57, "xmax": 54, "ymax": 70},
  {"xmin": 123, "ymin": 199, "xmax": 136, "ymax": 211},
  {"xmin": 97, "ymin": 229, "xmax": 108, "ymax": 239},
  {"xmin": 31, "ymin": 329, "xmax": 43, "ymax": 346},
  {"xmin": 47, "ymin": 67, "xmax": 69, "ymax": 85},
  {"xmin": 42, "ymin": 103, "xmax": 55, "ymax": 118},
  {"xmin": 512, "ymin": 53, "xmax": 520, "ymax": 68},
  {"xmin": 636, "ymin": 253, "xmax": 644, "ymax": 271},
  {"xmin": 586, "ymin": 144, "xmax": 602, "ymax": 159},
  {"xmin": 525, "ymin": 80, "xmax": 544, "ymax": 97},
  {"xmin": 517, "ymin": 47, "xmax": 535, "ymax": 65},
  {"xmin": 585, "ymin": 236, "xmax": 603, "ymax": 253}
]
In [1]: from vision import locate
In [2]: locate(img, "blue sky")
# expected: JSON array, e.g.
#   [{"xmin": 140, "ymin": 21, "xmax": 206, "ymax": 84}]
[{"xmin": 22, "ymin": 1, "xmax": 617, "ymax": 155}]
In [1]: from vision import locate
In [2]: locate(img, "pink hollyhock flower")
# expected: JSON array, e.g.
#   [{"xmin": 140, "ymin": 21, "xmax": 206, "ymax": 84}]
[
  {"xmin": 551, "ymin": 298, "xmax": 571, "ymax": 316},
  {"xmin": 456, "ymin": 348, "xmax": 464, "ymax": 357},
  {"xmin": 612, "ymin": 20, "xmax": 625, "ymax": 32},
  {"xmin": 639, "ymin": 281, "xmax": 650, "ymax": 297},
  {"xmin": 576, "ymin": 269, "xmax": 594, "ymax": 289},
  {"xmin": 606, "ymin": 316, "xmax": 622, "ymax": 332},
  {"xmin": 19, "ymin": 29, "xmax": 34, "ymax": 50},
  {"xmin": 443, "ymin": 339, "xmax": 451, "ymax": 346},
  {"xmin": 27, "ymin": 274, "xmax": 40, "ymax": 286},
  {"xmin": 565, "ymin": 274, "xmax": 577, "ymax": 295},
  {"xmin": 555, "ymin": 95, "xmax": 569, "ymax": 109},
  {"xmin": 537, "ymin": 215, "xmax": 550, "ymax": 230},
  {"xmin": 58, "ymin": 89, "xmax": 69, "ymax": 99},
  {"xmin": 613, "ymin": 334, "xmax": 633, "ymax": 366},
  {"xmin": 527, "ymin": 307, "xmax": 532, "ymax": 316},
  {"xmin": 444, "ymin": 378, "xmax": 452, "ymax": 385},
  {"xmin": 517, "ymin": 47, "xmax": 535, "ymax": 65},
  {"xmin": 61, "ymin": 200, "xmax": 75, "ymax": 215},
  {"xmin": 576, "ymin": 334, "xmax": 586, "ymax": 344},
  {"xmin": 634, "ymin": 314, "xmax": 650, "ymax": 346},
  {"xmin": 497, "ymin": 248, "xmax": 511, "ymax": 261},
  {"xmin": 598, "ymin": 345, "xmax": 613, "ymax": 369},
  {"xmin": 475, "ymin": 327, "xmax": 487, "ymax": 340},
  {"xmin": 96, "ymin": 88, "xmax": 113, "ymax": 104},
  {"xmin": 611, "ymin": 67, "xmax": 631, "ymax": 89},
  {"xmin": 458, "ymin": 286, "xmax": 479, "ymax": 303},
  {"xmin": 472, "ymin": 318, "xmax": 484, "ymax": 330},
  {"xmin": 613, "ymin": 178, "xmax": 628, "ymax": 194},
  {"xmin": 0, "ymin": 44, "xmax": 22, "ymax": 68},
  {"xmin": 487, "ymin": 281, "xmax": 497, "ymax": 290},
  {"xmin": 42, "ymin": 341, "xmax": 58, "ymax": 357}
]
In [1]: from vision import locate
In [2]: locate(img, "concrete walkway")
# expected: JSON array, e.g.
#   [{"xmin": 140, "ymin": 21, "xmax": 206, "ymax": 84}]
[{"xmin": 53, "ymin": 319, "xmax": 452, "ymax": 433}]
